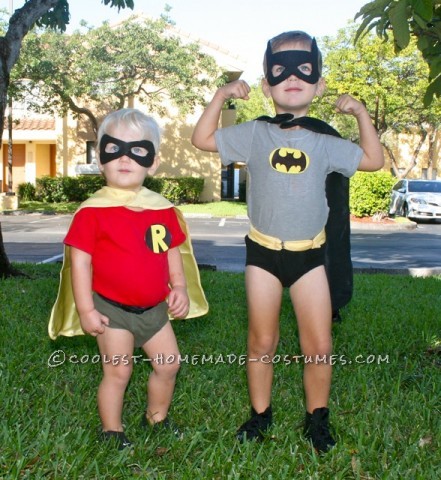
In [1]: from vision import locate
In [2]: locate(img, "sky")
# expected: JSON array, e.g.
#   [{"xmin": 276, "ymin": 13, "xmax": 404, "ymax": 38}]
[{"xmin": 3, "ymin": 0, "xmax": 369, "ymax": 82}]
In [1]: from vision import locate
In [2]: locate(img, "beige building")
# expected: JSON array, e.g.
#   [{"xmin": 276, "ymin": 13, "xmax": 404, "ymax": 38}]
[
  {"xmin": 383, "ymin": 130, "xmax": 440, "ymax": 181},
  {"xmin": 1, "ymin": 114, "xmax": 58, "ymax": 193},
  {"xmin": 1, "ymin": 28, "xmax": 247, "ymax": 203}
]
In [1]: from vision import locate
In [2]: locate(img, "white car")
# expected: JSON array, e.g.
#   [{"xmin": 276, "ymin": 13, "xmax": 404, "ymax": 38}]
[{"xmin": 389, "ymin": 179, "xmax": 441, "ymax": 221}]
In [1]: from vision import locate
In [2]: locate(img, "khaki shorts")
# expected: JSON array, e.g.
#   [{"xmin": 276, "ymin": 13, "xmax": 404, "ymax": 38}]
[{"xmin": 93, "ymin": 293, "xmax": 169, "ymax": 348}]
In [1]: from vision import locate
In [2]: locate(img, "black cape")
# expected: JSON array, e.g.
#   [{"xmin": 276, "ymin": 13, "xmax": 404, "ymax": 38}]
[{"xmin": 256, "ymin": 114, "xmax": 353, "ymax": 312}]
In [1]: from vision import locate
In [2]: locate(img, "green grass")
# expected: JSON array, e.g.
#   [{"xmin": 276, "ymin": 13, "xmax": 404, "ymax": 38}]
[
  {"xmin": 177, "ymin": 201, "xmax": 247, "ymax": 217},
  {"xmin": 18, "ymin": 200, "xmax": 81, "ymax": 214},
  {"xmin": 1, "ymin": 264, "xmax": 440, "ymax": 478}
]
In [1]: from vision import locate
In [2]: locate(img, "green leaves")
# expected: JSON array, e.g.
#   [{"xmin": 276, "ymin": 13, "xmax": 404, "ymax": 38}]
[
  {"xmin": 349, "ymin": 171, "xmax": 396, "ymax": 216},
  {"xmin": 424, "ymin": 73, "xmax": 441, "ymax": 105},
  {"xmin": 354, "ymin": 0, "xmax": 393, "ymax": 43},
  {"xmin": 14, "ymin": 14, "xmax": 221, "ymax": 132},
  {"xmin": 410, "ymin": 0, "xmax": 434, "ymax": 20},
  {"xmin": 102, "ymin": 0, "xmax": 135, "ymax": 11},
  {"xmin": 389, "ymin": 0, "xmax": 411, "ymax": 50},
  {"xmin": 355, "ymin": 0, "xmax": 441, "ymax": 104},
  {"xmin": 35, "ymin": 0, "xmax": 70, "ymax": 32},
  {"xmin": 234, "ymin": 83, "xmax": 274, "ymax": 124}
]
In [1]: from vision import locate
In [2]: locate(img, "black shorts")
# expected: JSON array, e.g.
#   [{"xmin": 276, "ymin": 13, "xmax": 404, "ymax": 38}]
[{"xmin": 245, "ymin": 235, "xmax": 326, "ymax": 288}]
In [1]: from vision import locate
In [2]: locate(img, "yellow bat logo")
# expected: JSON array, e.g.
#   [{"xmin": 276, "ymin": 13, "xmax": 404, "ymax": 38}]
[{"xmin": 269, "ymin": 148, "xmax": 309, "ymax": 173}]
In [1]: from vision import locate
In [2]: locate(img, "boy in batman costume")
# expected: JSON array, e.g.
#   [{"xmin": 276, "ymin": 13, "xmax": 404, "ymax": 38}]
[
  {"xmin": 255, "ymin": 113, "xmax": 352, "ymax": 322},
  {"xmin": 192, "ymin": 31, "xmax": 384, "ymax": 453}
]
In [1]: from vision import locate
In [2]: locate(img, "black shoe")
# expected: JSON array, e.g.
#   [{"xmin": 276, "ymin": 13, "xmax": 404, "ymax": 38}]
[
  {"xmin": 332, "ymin": 310, "xmax": 342, "ymax": 323},
  {"xmin": 100, "ymin": 430, "xmax": 132, "ymax": 450},
  {"xmin": 236, "ymin": 405, "xmax": 272, "ymax": 442},
  {"xmin": 141, "ymin": 413, "xmax": 182, "ymax": 438},
  {"xmin": 303, "ymin": 407, "xmax": 336, "ymax": 453}
]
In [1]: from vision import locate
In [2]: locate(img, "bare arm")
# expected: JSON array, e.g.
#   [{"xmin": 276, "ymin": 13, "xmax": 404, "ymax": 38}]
[
  {"xmin": 70, "ymin": 247, "xmax": 109, "ymax": 336},
  {"xmin": 191, "ymin": 80, "xmax": 251, "ymax": 152},
  {"xmin": 335, "ymin": 94, "xmax": 384, "ymax": 172},
  {"xmin": 167, "ymin": 247, "xmax": 189, "ymax": 319}
]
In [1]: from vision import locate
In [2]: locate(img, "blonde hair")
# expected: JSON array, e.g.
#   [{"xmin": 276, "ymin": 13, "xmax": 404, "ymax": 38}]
[{"xmin": 97, "ymin": 108, "xmax": 161, "ymax": 152}]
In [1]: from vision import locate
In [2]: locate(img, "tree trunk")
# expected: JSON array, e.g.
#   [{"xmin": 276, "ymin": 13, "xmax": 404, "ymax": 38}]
[
  {"xmin": 384, "ymin": 144, "xmax": 400, "ymax": 177},
  {"xmin": 0, "ymin": 0, "xmax": 59, "ymax": 277},
  {"xmin": 427, "ymin": 129, "xmax": 436, "ymax": 180},
  {"xmin": 0, "ymin": 221, "xmax": 23, "ymax": 278},
  {"xmin": 401, "ymin": 130, "xmax": 427, "ymax": 178}
]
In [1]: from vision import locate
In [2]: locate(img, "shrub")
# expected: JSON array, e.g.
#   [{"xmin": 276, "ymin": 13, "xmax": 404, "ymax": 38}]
[
  {"xmin": 17, "ymin": 182, "xmax": 36, "ymax": 201},
  {"xmin": 350, "ymin": 171, "xmax": 396, "ymax": 217},
  {"xmin": 65, "ymin": 175, "xmax": 105, "ymax": 201},
  {"xmin": 144, "ymin": 177, "xmax": 204, "ymax": 204},
  {"xmin": 36, "ymin": 176, "xmax": 66, "ymax": 202},
  {"xmin": 29, "ymin": 175, "xmax": 203, "ymax": 204}
]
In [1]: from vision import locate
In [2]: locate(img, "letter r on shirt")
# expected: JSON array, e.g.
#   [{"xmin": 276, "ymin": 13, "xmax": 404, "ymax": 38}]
[{"xmin": 145, "ymin": 224, "xmax": 171, "ymax": 253}]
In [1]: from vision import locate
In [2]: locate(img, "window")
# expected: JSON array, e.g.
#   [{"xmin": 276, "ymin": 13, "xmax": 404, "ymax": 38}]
[
  {"xmin": 421, "ymin": 168, "xmax": 437, "ymax": 180},
  {"xmin": 393, "ymin": 180, "xmax": 403, "ymax": 191},
  {"xmin": 86, "ymin": 141, "xmax": 97, "ymax": 164}
]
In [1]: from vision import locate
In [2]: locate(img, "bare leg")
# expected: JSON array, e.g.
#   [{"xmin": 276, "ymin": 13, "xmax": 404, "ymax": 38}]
[
  {"xmin": 245, "ymin": 265, "xmax": 283, "ymax": 412},
  {"xmin": 96, "ymin": 327, "xmax": 134, "ymax": 432},
  {"xmin": 141, "ymin": 321, "xmax": 180, "ymax": 424},
  {"xmin": 289, "ymin": 265, "xmax": 332, "ymax": 413}
]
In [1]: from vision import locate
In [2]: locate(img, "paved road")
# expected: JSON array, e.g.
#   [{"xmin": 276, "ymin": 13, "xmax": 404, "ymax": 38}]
[{"xmin": 1, "ymin": 213, "xmax": 441, "ymax": 275}]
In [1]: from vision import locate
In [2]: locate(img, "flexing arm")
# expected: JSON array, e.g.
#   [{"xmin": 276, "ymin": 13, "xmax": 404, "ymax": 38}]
[
  {"xmin": 167, "ymin": 247, "xmax": 189, "ymax": 319},
  {"xmin": 70, "ymin": 247, "xmax": 109, "ymax": 336},
  {"xmin": 335, "ymin": 94, "xmax": 384, "ymax": 172},
  {"xmin": 191, "ymin": 80, "xmax": 251, "ymax": 152}
]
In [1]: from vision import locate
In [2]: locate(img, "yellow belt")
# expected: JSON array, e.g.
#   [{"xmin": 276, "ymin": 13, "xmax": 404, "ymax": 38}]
[{"xmin": 249, "ymin": 225, "xmax": 326, "ymax": 252}]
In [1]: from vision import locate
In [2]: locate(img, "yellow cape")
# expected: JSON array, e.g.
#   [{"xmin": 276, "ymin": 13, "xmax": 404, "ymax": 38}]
[{"xmin": 48, "ymin": 186, "xmax": 209, "ymax": 340}]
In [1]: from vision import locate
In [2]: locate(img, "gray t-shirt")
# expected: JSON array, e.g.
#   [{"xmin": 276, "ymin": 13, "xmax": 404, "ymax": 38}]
[{"xmin": 215, "ymin": 120, "xmax": 363, "ymax": 241}]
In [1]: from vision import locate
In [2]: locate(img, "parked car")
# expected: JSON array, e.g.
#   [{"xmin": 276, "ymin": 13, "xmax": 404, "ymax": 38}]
[{"xmin": 388, "ymin": 179, "xmax": 441, "ymax": 221}]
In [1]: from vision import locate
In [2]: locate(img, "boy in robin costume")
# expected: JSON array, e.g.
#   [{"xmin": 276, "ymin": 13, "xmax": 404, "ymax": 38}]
[
  {"xmin": 192, "ymin": 31, "xmax": 383, "ymax": 453},
  {"xmin": 49, "ymin": 108, "xmax": 207, "ymax": 449}
]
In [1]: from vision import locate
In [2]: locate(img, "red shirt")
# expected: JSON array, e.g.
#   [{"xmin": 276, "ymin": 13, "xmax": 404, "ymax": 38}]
[{"xmin": 64, "ymin": 206, "xmax": 186, "ymax": 307}]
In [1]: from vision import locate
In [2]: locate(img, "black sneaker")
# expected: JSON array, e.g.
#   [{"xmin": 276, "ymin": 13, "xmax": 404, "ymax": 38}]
[
  {"xmin": 141, "ymin": 413, "xmax": 182, "ymax": 438},
  {"xmin": 303, "ymin": 407, "xmax": 336, "ymax": 453},
  {"xmin": 100, "ymin": 430, "xmax": 132, "ymax": 450},
  {"xmin": 236, "ymin": 405, "xmax": 272, "ymax": 442}
]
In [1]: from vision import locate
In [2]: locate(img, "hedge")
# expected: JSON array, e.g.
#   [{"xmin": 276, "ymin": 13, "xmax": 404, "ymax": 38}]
[
  {"xmin": 349, "ymin": 171, "xmax": 396, "ymax": 217},
  {"xmin": 19, "ymin": 172, "xmax": 395, "ymax": 215},
  {"xmin": 18, "ymin": 175, "xmax": 204, "ymax": 205}
]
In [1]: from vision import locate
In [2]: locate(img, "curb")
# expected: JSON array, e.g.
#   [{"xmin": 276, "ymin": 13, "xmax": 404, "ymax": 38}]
[
  {"xmin": 350, "ymin": 220, "xmax": 417, "ymax": 231},
  {"xmin": 353, "ymin": 267, "xmax": 441, "ymax": 277},
  {"xmin": 181, "ymin": 213, "xmax": 212, "ymax": 219}
]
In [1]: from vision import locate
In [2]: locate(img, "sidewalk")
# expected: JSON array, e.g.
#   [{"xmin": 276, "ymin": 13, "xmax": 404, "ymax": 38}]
[{"xmin": 349, "ymin": 217, "xmax": 417, "ymax": 231}]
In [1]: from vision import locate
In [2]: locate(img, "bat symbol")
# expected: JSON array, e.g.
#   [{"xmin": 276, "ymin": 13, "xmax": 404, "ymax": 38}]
[{"xmin": 269, "ymin": 148, "xmax": 309, "ymax": 173}]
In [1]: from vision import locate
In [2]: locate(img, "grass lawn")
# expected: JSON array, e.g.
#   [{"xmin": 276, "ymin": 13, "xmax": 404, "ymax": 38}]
[
  {"xmin": 1, "ymin": 264, "xmax": 440, "ymax": 478},
  {"xmin": 178, "ymin": 201, "xmax": 247, "ymax": 217}
]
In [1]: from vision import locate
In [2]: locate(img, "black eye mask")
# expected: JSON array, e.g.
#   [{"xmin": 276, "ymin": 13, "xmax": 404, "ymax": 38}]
[
  {"xmin": 99, "ymin": 134, "xmax": 156, "ymax": 167},
  {"xmin": 266, "ymin": 38, "xmax": 320, "ymax": 86}
]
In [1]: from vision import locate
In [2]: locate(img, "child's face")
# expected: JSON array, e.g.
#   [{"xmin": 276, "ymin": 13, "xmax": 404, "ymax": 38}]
[
  {"xmin": 262, "ymin": 41, "xmax": 325, "ymax": 116},
  {"xmin": 98, "ymin": 124, "xmax": 159, "ymax": 191}
]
